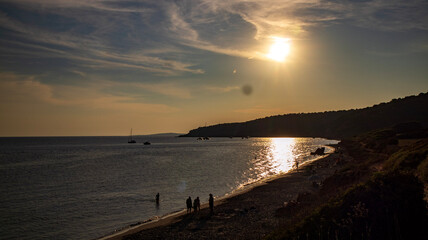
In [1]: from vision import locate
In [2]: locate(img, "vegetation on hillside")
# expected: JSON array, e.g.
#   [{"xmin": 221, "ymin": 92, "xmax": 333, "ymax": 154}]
[{"xmin": 182, "ymin": 92, "xmax": 428, "ymax": 139}]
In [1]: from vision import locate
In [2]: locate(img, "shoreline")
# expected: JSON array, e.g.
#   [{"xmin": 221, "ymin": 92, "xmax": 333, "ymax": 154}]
[{"xmin": 99, "ymin": 145, "xmax": 337, "ymax": 240}]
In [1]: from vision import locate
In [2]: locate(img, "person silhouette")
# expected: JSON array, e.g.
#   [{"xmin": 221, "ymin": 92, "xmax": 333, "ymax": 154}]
[
  {"xmin": 155, "ymin": 193, "xmax": 160, "ymax": 205},
  {"xmin": 156, "ymin": 193, "xmax": 159, "ymax": 209},
  {"xmin": 209, "ymin": 193, "xmax": 214, "ymax": 214},
  {"xmin": 193, "ymin": 198, "xmax": 198, "ymax": 213},
  {"xmin": 294, "ymin": 159, "xmax": 299, "ymax": 170},
  {"xmin": 186, "ymin": 196, "xmax": 192, "ymax": 213},
  {"xmin": 196, "ymin": 197, "xmax": 200, "ymax": 211}
]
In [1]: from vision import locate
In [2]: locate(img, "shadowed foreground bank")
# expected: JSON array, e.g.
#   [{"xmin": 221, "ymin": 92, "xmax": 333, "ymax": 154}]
[
  {"xmin": 268, "ymin": 129, "xmax": 428, "ymax": 240},
  {"xmin": 103, "ymin": 127, "xmax": 428, "ymax": 240}
]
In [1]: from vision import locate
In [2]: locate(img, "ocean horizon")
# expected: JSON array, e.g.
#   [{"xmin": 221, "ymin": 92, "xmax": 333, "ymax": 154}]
[{"xmin": 0, "ymin": 136, "xmax": 338, "ymax": 240}]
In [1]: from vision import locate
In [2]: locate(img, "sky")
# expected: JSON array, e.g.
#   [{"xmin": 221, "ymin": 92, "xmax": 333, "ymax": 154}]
[{"xmin": 0, "ymin": 0, "xmax": 427, "ymax": 136}]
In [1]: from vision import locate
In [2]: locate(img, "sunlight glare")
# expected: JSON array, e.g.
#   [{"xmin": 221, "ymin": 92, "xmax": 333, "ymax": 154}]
[
  {"xmin": 270, "ymin": 138, "xmax": 296, "ymax": 172},
  {"xmin": 267, "ymin": 37, "xmax": 291, "ymax": 62}
]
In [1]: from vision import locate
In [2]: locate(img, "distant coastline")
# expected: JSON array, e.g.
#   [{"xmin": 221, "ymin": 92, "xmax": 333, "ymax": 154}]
[
  {"xmin": 181, "ymin": 92, "xmax": 428, "ymax": 139},
  {"xmin": 0, "ymin": 133, "xmax": 184, "ymax": 138}
]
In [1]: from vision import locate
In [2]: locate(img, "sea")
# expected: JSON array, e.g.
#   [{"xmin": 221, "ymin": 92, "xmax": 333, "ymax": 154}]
[{"xmin": 0, "ymin": 135, "xmax": 338, "ymax": 240}]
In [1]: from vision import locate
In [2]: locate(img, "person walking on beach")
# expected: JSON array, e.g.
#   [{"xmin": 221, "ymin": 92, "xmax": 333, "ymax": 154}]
[
  {"xmin": 209, "ymin": 193, "xmax": 214, "ymax": 214},
  {"xmin": 155, "ymin": 193, "xmax": 160, "ymax": 205},
  {"xmin": 186, "ymin": 196, "xmax": 192, "ymax": 213}
]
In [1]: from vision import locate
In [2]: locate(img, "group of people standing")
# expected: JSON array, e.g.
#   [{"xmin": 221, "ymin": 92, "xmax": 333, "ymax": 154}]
[
  {"xmin": 155, "ymin": 193, "xmax": 215, "ymax": 214},
  {"xmin": 186, "ymin": 196, "xmax": 200, "ymax": 213},
  {"xmin": 186, "ymin": 193, "xmax": 214, "ymax": 214}
]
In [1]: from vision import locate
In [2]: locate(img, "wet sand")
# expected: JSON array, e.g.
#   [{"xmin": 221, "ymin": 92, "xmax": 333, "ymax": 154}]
[{"xmin": 100, "ymin": 148, "xmax": 343, "ymax": 240}]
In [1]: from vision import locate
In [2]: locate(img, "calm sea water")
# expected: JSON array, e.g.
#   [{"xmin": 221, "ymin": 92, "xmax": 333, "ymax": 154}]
[{"xmin": 0, "ymin": 136, "xmax": 338, "ymax": 240}]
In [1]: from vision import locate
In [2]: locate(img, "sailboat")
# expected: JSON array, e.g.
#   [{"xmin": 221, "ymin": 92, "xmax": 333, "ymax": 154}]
[{"xmin": 128, "ymin": 128, "xmax": 136, "ymax": 143}]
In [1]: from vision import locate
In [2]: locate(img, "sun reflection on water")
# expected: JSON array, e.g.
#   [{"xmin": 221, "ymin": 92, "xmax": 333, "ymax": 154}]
[
  {"xmin": 269, "ymin": 138, "xmax": 297, "ymax": 173},
  {"xmin": 240, "ymin": 137, "xmax": 332, "ymax": 189}
]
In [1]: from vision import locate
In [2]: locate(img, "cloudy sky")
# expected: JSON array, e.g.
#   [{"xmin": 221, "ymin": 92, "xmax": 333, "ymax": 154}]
[{"xmin": 0, "ymin": 0, "xmax": 427, "ymax": 136}]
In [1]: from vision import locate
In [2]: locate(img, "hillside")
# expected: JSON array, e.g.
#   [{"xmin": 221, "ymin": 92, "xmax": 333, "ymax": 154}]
[
  {"xmin": 267, "ymin": 127, "xmax": 428, "ymax": 240},
  {"xmin": 182, "ymin": 92, "xmax": 428, "ymax": 139}
]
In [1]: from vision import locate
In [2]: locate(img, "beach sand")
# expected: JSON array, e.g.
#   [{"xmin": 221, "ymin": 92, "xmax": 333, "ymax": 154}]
[{"xmin": 100, "ymin": 148, "xmax": 344, "ymax": 240}]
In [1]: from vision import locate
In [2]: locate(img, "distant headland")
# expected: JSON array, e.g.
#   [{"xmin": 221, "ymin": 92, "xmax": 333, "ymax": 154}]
[{"xmin": 181, "ymin": 92, "xmax": 428, "ymax": 139}]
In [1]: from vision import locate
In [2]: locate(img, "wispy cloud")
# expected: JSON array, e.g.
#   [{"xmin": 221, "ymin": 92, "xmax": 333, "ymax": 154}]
[
  {"xmin": 204, "ymin": 85, "xmax": 240, "ymax": 93},
  {"xmin": 0, "ymin": 5, "xmax": 204, "ymax": 75},
  {"xmin": 0, "ymin": 72, "xmax": 180, "ymax": 113},
  {"xmin": 1, "ymin": 0, "xmax": 155, "ymax": 13},
  {"xmin": 98, "ymin": 79, "xmax": 193, "ymax": 99},
  {"xmin": 1, "ymin": 0, "xmax": 426, "ymax": 75},
  {"xmin": 148, "ymin": 0, "xmax": 428, "ymax": 61}
]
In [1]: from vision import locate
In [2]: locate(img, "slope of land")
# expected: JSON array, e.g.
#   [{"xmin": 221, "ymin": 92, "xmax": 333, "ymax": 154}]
[
  {"xmin": 182, "ymin": 92, "xmax": 428, "ymax": 139},
  {"xmin": 268, "ymin": 127, "xmax": 428, "ymax": 240}
]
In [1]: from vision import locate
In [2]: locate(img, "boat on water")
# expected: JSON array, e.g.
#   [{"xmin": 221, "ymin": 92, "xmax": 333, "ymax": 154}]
[
  {"xmin": 197, "ymin": 137, "xmax": 210, "ymax": 140},
  {"xmin": 128, "ymin": 128, "xmax": 136, "ymax": 143},
  {"xmin": 143, "ymin": 141, "xmax": 151, "ymax": 145}
]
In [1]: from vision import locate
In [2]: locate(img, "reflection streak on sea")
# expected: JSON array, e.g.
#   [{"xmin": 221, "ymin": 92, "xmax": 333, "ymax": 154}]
[{"xmin": 239, "ymin": 138, "xmax": 328, "ymax": 188}]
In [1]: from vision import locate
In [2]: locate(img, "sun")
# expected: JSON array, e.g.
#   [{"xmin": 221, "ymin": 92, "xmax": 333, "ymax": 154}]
[{"xmin": 267, "ymin": 37, "xmax": 291, "ymax": 62}]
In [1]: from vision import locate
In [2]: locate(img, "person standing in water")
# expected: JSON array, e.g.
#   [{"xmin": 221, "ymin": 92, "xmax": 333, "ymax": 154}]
[
  {"xmin": 209, "ymin": 194, "xmax": 214, "ymax": 214},
  {"xmin": 155, "ymin": 193, "xmax": 160, "ymax": 205},
  {"xmin": 186, "ymin": 196, "xmax": 192, "ymax": 213}
]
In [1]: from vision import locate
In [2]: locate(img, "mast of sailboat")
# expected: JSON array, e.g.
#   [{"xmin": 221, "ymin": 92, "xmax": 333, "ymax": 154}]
[{"xmin": 128, "ymin": 128, "xmax": 136, "ymax": 143}]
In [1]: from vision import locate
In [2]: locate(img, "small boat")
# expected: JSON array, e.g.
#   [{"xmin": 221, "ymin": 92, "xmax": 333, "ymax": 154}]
[
  {"xmin": 143, "ymin": 141, "xmax": 151, "ymax": 145},
  {"xmin": 128, "ymin": 128, "xmax": 136, "ymax": 143},
  {"xmin": 197, "ymin": 137, "xmax": 210, "ymax": 140}
]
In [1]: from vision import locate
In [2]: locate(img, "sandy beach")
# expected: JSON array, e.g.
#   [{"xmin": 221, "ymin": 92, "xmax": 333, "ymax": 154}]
[{"xmin": 100, "ymin": 146, "xmax": 345, "ymax": 240}]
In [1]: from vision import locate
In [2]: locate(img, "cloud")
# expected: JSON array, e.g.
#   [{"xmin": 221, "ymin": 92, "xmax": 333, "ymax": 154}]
[
  {"xmin": 0, "ymin": 72, "xmax": 180, "ymax": 113},
  {"xmin": 204, "ymin": 85, "xmax": 240, "ymax": 93},
  {"xmin": 310, "ymin": 0, "xmax": 428, "ymax": 32},
  {"xmin": 99, "ymin": 80, "xmax": 193, "ymax": 99},
  {"xmin": 0, "ymin": 4, "xmax": 204, "ymax": 75},
  {"xmin": 0, "ymin": 73, "xmax": 52, "ymax": 104},
  {"xmin": 0, "ymin": 0, "xmax": 155, "ymax": 13},
  {"xmin": 1, "ymin": 0, "xmax": 426, "ymax": 77},
  {"xmin": 146, "ymin": 0, "xmax": 428, "ymax": 62},
  {"xmin": 0, "ymin": 72, "xmax": 187, "ymax": 136},
  {"xmin": 163, "ymin": 2, "xmax": 199, "ymax": 42}
]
